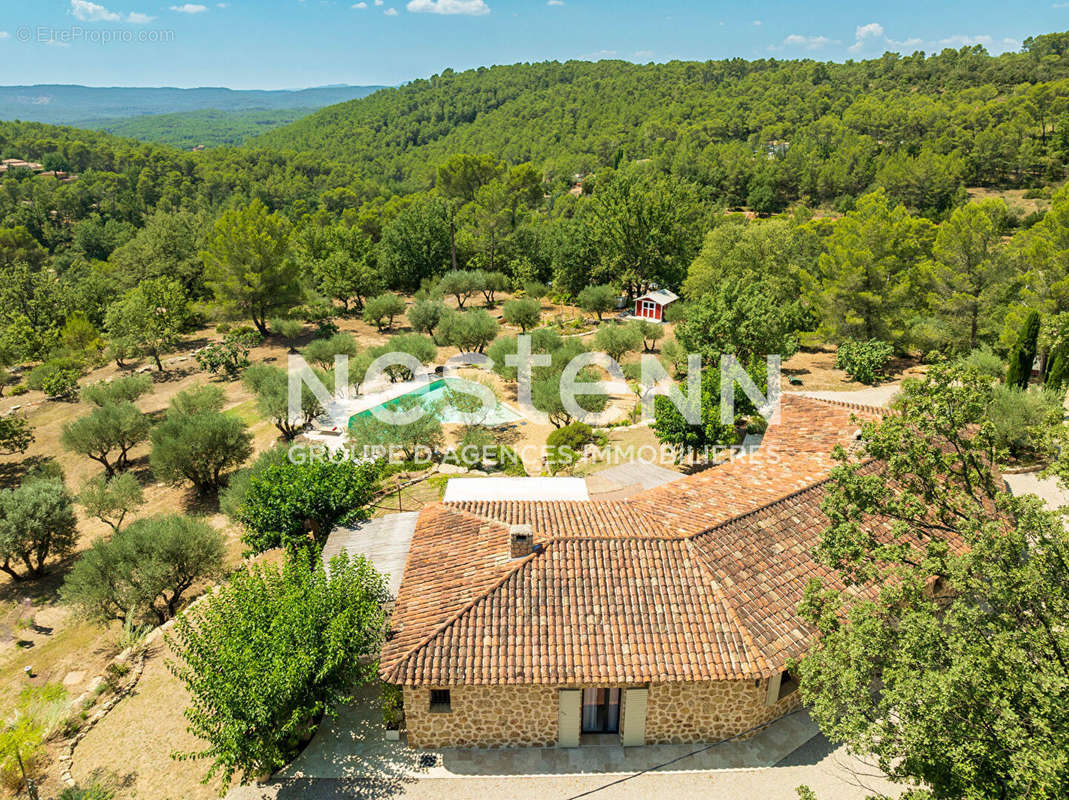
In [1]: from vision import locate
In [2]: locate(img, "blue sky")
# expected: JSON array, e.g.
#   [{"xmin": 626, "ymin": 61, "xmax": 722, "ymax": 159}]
[{"xmin": 0, "ymin": 0, "xmax": 1062, "ymax": 89}]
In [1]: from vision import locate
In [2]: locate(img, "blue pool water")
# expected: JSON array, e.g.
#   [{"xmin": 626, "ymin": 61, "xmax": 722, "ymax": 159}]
[{"xmin": 350, "ymin": 377, "xmax": 522, "ymax": 426}]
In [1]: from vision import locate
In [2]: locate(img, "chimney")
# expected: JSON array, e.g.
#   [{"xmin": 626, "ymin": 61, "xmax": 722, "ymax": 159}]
[{"xmin": 509, "ymin": 524, "xmax": 534, "ymax": 558}]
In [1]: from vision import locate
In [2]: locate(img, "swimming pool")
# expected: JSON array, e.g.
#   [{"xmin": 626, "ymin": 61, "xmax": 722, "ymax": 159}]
[{"xmin": 350, "ymin": 377, "xmax": 522, "ymax": 426}]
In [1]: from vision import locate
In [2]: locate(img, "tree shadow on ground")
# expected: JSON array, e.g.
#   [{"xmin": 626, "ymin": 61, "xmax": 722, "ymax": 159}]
[{"xmin": 774, "ymin": 731, "xmax": 837, "ymax": 767}]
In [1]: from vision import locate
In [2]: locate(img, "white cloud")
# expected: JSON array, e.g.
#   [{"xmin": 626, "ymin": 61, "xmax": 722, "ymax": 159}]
[
  {"xmin": 776, "ymin": 33, "xmax": 837, "ymax": 51},
  {"xmin": 353, "ymin": 1, "xmax": 367, "ymax": 6},
  {"xmin": 752, "ymin": 20, "xmax": 762, "ymax": 26},
  {"xmin": 581, "ymin": 49, "xmax": 617, "ymax": 59},
  {"xmin": 217, "ymin": 2, "xmax": 229, "ymax": 6},
  {"xmin": 126, "ymin": 12, "xmax": 155, "ymax": 23},
  {"xmin": 633, "ymin": 49, "xmax": 654, "ymax": 59},
  {"xmin": 170, "ymin": 3, "xmax": 208, "ymax": 13},
  {"xmin": 384, "ymin": 6, "xmax": 398, "ymax": 14},
  {"xmin": 407, "ymin": 0, "xmax": 490, "ymax": 14},
  {"xmin": 0, "ymin": 31, "xmax": 8, "ymax": 39},
  {"xmin": 848, "ymin": 21, "xmax": 885, "ymax": 53},
  {"xmin": 547, "ymin": 0, "xmax": 564, "ymax": 5},
  {"xmin": 70, "ymin": 0, "xmax": 121, "ymax": 22},
  {"xmin": 887, "ymin": 36, "xmax": 923, "ymax": 49},
  {"xmin": 374, "ymin": 0, "xmax": 383, "ymax": 5}
]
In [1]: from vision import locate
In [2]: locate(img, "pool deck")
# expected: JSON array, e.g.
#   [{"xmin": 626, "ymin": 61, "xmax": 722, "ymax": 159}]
[{"xmin": 303, "ymin": 368, "xmax": 528, "ymax": 451}]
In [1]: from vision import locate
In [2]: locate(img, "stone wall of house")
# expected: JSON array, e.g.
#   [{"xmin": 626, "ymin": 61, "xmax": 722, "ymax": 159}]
[
  {"xmin": 644, "ymin": 680, "xmax": 802, "ymax": 744},
  {"xmin": 403, "ymin": 685, "xmax": 559, "ymax": 748},
  {"xmin": 402, "ymin": 680, "xmax": 800, "ymax": 749}
]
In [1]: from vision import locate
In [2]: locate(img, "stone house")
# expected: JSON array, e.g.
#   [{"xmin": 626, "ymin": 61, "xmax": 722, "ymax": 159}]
[{"xmin": 380, "ymin": 395, "xmax": 886, "ymax": 749}]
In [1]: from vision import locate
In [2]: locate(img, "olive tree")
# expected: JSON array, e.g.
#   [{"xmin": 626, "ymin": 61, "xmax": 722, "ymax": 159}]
[
  {"xmin": 593, "ymin": 323, "xmax": 643, "ymax": 363},
  {"xmin": 502, "ymin": 297, "xmax": 541, "ymax": 333},
  {"xmin": 149, "ymin": 386, "xmax": 252, "ymax": 493},
  {"xmin": 576, "ymin": 284, "xmax": 618, "ymax": 322},
  {"xmin": 302, "ymin": 333, "xmax": 358, "ymax": 370},
  {"xmin": 440, "ymin": 308, "xmax": 499, "ymax": 353},
  {"xmin": 0, "ymin": 478, "xmax": 78, "ymax": 580},
  {"xmin": 361, "ymin": 293, "xmax": 406, "ymax": 332},
  {"xmin": 62, "ymin": 514, "xmax": 225, "ymax": 624},
  {"xmin": 61, "ymin": 401, "xmax": 150, "ymax": 476},
  {"xmin": 77, "ymin": 472, "xmax": 144, "ymax": 533},
  {"xmin": 242, "ymin": 363, "xmax": 327, "ymax": 440}
]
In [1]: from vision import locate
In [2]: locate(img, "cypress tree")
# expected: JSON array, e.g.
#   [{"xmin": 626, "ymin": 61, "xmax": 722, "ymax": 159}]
[{"xmin": 1005, "ymin": 310, "xmax": 1041, "ymax": 389}]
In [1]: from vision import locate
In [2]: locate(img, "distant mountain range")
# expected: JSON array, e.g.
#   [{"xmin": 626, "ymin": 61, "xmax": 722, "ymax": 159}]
[{"xmin": 0, "ymin": 84, "xmax": 386, "ymax": 126}]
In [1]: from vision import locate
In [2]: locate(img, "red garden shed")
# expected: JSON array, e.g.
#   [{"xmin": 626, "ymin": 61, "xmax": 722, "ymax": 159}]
[{"xmin": 633, "ymin": 289, "xmax": 679, "ymax": 322}]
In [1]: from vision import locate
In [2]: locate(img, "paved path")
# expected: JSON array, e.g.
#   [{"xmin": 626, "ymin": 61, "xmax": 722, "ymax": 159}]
[
  {"xmin": 794, "ymin": 385, "xmax": 901, "ymax": 408},
  {"xmin": 323, "ymin": 513, "xmax": 420, "ymax": 596},
  {"xmin": 1004, "ymin": 470, "xmax": 1069, "ymax": 509},
  {"xmin": 586, "ymin": 461, "xmax": 683, "ymax": 499}
]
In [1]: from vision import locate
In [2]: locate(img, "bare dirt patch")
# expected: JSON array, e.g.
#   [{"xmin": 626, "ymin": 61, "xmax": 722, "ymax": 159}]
[{"xmin": 780, "ymin": 346, "xmax": 925, "ymax": 392}]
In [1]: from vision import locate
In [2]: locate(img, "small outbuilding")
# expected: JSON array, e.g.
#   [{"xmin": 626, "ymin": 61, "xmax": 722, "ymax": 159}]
[{"xmin": 633, "ymin": 289, "xmax": 678, "ymax": 322}]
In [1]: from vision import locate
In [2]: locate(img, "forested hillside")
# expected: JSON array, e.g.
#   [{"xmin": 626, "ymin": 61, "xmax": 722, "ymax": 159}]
[
  {"xmin": 92, "ymin": 107, "xmax": 317, "ymax": 149},
  {"xmin": 256, "ymin": 32, "xmax": 1069, "ymax": 207},
  {"xmin": 0, "ymin": 84, "xmax": 384, "ymax": 126},
  {"xmin": 3, "ymin": 35, "xmax": 1069, "ymax": 382}
]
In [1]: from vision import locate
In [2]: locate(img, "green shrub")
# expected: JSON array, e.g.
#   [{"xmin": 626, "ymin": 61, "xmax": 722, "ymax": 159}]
[
  {"xmin": 988, "ymin": 385, "xmax": 1063, "ymax": 460},
  {"xmin": 9, "ymin": 384, "xmax": 28, "ymax": 396},
  {"xmin": 835, "ymin": 339, "xmax": 894, "ymax": 384},
  {"xmin": 382, "ymin": 683, "xmax": 404, "ymax": 731},
  {"xmin": 195, "ymin": 329, "xmax": 261, "ymax": 380},
  {"xmin": 545, "ymin": 421, "xmax": 594, "ymax": 473},
  {"xmin": 956, "ymin": 346, "xmax": 1004, "ymax": 380},
  {"xmin": 80, "ymin": 375, "xmax": 152, "ymax": 407},
  {"xmin": 27, "ymin": 357, "xmax": 84, "ymax": 397}
]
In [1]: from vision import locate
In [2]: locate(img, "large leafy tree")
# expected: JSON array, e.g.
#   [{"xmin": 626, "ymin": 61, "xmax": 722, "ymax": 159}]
[
  {"xmin": 107, "ymin": 208, "xmax": 209, "ymax": 296},
  {"xmin": 235, "ymin": 459, "xmax": 381, "ymax": 553},
  {"xmin": 799, "ymin": 364, "xmax": 1069, "ymax": 800},
  {"xmin": 587, "ymin": 170, "xmax": 706, "ymax": 297},
  {"xmin": 651, "ymin": 366, "xmax": 741, "ymax": 460},
  {"xmin": 376, "ymin": 194, "xmax": 451, "ymax": 292},
  {"xmin": 815, "ymin": 189, "xmax": 934, "ymax": 346},
  {"xmin": 202, "ymin": 199, "xmax": 300, "ymax": 336},
  {"xmin": 675, "ymin": 279, "xmax": 800, "ymax": 365},
  {"xmin": 919, "ymin": 198, "xmax": 1013, "ymax": 351},
  {"xmin": 104, "ymin": 276, "xmax": 190, "ymax": 371},
  {"xmin": 168, "ymin": 552, "xmax": 389, "ymax": 792}
]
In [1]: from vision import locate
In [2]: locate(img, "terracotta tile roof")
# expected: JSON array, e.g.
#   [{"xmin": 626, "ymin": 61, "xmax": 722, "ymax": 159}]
[
  {"xmin": 447, "ymin": 500, "xmax": 675, "ymax": 538},
  {"xmin": 381, "ymin": 395, "xmax": 890, "ymax": 686}
]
